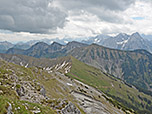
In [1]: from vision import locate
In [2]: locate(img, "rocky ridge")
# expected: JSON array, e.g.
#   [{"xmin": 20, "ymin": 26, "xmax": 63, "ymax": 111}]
[{"xmin": 0, "ymin": 56, "xmax": 127, "ymax": 114}]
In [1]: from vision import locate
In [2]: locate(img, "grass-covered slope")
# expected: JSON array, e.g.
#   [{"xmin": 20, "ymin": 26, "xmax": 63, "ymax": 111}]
[
  {"xmin": 66, "ymin": 57, "xmax": 152, "ymax": 114},
  {"xmin": 0, "ymin": 56, "xmax": 127, "ymax": 114},
  {"xmin": 0, "ymin": 61, "xmax": 56, "ymax": 114},
  {"xmin": 68, "ymin": 44, "xmax": 152, "ymax": 92},
  {"xmin": 0, "ymin": 96, "xmax": 55, "ymax": 114},
  {"xmin": 0, "ymin": 59, "xmax": 85, "ymax": 114},
  {"xmin": 1, "ymin": 53, "xmax": 152, "ymax": 113}
]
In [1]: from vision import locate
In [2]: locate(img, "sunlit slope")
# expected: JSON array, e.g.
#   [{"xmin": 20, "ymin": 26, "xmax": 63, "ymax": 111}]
[
  {"xmin": 0, "ymin": 57, "xmax": 126, "ymax": 114},
  {"xmin": 67, "ymin": 57, "xmax": 152, "ymax": 114}
]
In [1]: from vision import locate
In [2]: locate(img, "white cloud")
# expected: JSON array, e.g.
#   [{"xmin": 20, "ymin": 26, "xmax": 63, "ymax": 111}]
[
  {"xmin": 58, "ymin": 0, "xmax": 152, "ymax": 37},
  {"xmin": 123, "ymin": 0, "xmax": 152, "ymax": 35},
  {"xmin": 0, "ymin": 31, "xmax": 59, "ymax": 43}
]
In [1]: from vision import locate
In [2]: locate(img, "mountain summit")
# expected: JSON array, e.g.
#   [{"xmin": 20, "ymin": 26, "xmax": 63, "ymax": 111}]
[{"xmin": 83, "ymin": 32, "xmax": 152, "ymax": 53}]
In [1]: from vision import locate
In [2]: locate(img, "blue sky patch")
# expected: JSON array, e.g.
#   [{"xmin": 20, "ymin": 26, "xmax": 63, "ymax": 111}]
[{"xmin": 132, "ymin": 17, "xmax": 145, "ymax": 20}]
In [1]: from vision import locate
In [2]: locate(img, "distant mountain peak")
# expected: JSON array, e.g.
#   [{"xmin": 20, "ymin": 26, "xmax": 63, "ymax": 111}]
[
  {"xmin": 51, "ymin": 42, "xmax": 63, "ymax": 46},
  {"xmin": 131, "ymin": 32, "xmax": 141, "ymax": 37},
  {"xmin": 28, "ymin": 42, "xmax": 49, "ymax": 51},
  {"xmin": 129, "ymin": 32, "xmax": 144, "ymax": 42},
  {"xmin": 116, "ymin": 33, "xmax": 129, "ymax": 39},
  {"xmin": 90, "ymin": 43, "xmax": 99, "ymax": 46},
  {"xmin": 117, "ymin": 33, "xmax": 128, "ymax": 37},
  {"xmin": 34, "ymin": 42, "xmax": 49, "ymax": 46},
  {"xmin": 67, "ymin": 41, "xmax": 88, "ymax": 47},
  {"xmin": 67, "ymin": 41, "xmax": 81, "ymax": 45}
]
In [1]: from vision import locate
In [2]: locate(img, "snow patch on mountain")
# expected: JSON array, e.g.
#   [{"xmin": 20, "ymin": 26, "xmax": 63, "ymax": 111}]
[
  {"xmin": 64, "ymin": 41, "xmax": 69, "ymax": 44},
  {"xmin": 116, "ymin": 39, "xmax": 128, "ymax": 45},
  {"xmin": 94, "ymin": 38, "xmax": 101, "ymax": 43},
  {"xmin": 116, "ymin": 37, "xmax": 131, "ymax": 49},
  {"xmin": 50, "ymin": 41, "xmax": 54, "ymax": 44}
]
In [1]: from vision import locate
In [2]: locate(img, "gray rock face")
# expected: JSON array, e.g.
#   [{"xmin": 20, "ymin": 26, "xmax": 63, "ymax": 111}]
[
  {"xmin": 7, "ymin": 102, "xmax": 13, "ymax": 114},
  {"xmin": 13, "ymin": 80, "xmax": 46, "ymax": 103},
  {"xmin": 123, "ymin": 32, "xmax": 151, "ymax": 52},
  {"xmin": 61, "ymin": 102, "xmax": 81, "ymax": 114},
  {"xmin": 19, "ymin": 82, "xmax": 46, "ymax": 103},
  {"xmin": 102, "ymin": 33, "xmax": 129, "ymax": 49},
  {"xmin": 82, "ymin": 34, "xmax": 110, "ymax": 45},
  {"xmin": 0, "ymin": 90, "xmax": 3, "ymax": 94},
  {"xmin": 16, "ymin": 86, "xmax": 25, "ymax": 97},
  {"xmin": 50, "ymin": 99, "xmax": 81, "ymax": 114},
  {"xmin": 71, "ymin": 91, "xmax": 125, "ymax": 114},
  {"xmin": 40, "ymin": 86, "xmax": 46, "ymax": 97}
]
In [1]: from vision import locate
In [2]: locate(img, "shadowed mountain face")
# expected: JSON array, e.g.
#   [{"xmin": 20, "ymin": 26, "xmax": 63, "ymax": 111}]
[
  {"xmin": 6, "ymin": 41, "xmax": 88, "ymax": 58},
  {"xmin": 1, "ymin": 38, "xmax": 80, "ymax": 51},
  {"xmin": 68, "ymin": 44, "xmax": 152, "ymax": 91}
]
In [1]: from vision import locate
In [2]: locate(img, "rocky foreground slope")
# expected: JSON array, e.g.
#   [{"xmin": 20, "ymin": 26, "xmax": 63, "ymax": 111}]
[{"xmin": 0, "ymin": 55, "xmax": 128, "ymax": 114}]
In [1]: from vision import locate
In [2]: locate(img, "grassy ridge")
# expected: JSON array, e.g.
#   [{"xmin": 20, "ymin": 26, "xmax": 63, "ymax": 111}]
[
  {"xmin": 66, "ymin": 57, "xmax": 152, "ymax": 113},
  {"xmin": 0, "ymin": 96, "xmax": 56, "ymax": 114},
  {"xmin": 0, "ymin": 60, "xmax": 56, "ymax": 114},
  {"xmin": 68, "ymin": 44, "xmax": 152, "ymax": 91},
  {"xmin": 0, "ymin": 59, "xmax": 87, "ymax": 114}
]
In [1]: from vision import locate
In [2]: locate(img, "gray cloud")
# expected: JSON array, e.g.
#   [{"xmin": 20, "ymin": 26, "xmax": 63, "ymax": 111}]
[
  {"xmin": 57, "ymin": 0, "xmax": 135, "ymax": 23},
  {"xmin": 0, "ymin": 0, "xmax": 67, "ymax": 33},
  {"xmin": 57, "ymin": 0, "xmax": 135, "ymax": 11},
  {"xmin": 0, "ymin": 0, "xmax": 135, "ymax": 34}
]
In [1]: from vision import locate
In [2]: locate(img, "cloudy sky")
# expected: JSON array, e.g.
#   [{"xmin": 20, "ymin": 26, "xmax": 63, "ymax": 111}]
[{"xmin": 0, "ymin": 0, "xmax": 152, "ymax": 42}]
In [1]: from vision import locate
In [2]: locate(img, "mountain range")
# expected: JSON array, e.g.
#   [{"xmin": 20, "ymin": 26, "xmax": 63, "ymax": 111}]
[
  {"xmin": 1, "ymin": 32, "xmax": 152, "ymax": 114},
  {"xmin": 6, "ymin": 41, "xmax": 88, "ymax": 58},
  {"xmin": 83, "ymin": 32, "xmax": 152, "ymax": 53},
  {"xmin": 0, "ymin": 38, "xmax": 77, "ymax": 53},
  {"xmin": 1, "ymin": 32, "xmax": 152, "ymax": 54},
  {"xmin": 5, "ymin": 40, "xmax": 152, "ymax": 93}
]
